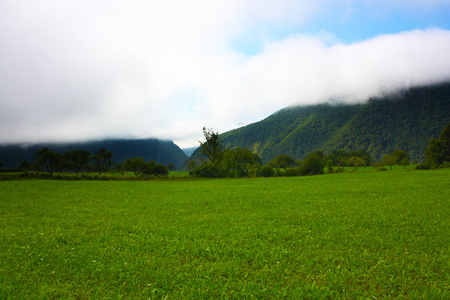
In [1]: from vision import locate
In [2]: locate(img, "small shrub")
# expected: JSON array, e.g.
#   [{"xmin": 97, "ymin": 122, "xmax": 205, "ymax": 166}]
[
  {"xmin": 190, "ymin": 164, "xmax": 223, "ymax": 178},
  {"xmin": 415, "ymin": 163, "xmax": 431, "ymax": 170},
  {"xmin": 275, "ymin": 168, "xmax": 286, "ymax": 177},
  {"xmin": 285, "ymin": 168, "xmax": 298, "ymax": 177},
  {"xmin": 440, "ymin": 161, "xmax": 450, "ymax": 169},
  {"xmin": 298, "ymin": 152, "xmax": 325, "ymax": 176},
  {"xmin": 258, "ymin": 165, "xmax": 275, "ymax": 177},
  {"xmin": 334, "ymin": 167, "xmax": 345, "ymax": 173}
]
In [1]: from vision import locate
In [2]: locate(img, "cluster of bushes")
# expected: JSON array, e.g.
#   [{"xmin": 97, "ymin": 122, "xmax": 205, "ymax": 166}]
[
  {"xmin": 189, "ymin": 128, "xmax": 327, "ymax": 178},
  {"xmin": 122, "ymin": 157, "xmax": 169, "ymax": 176},
  {"xmin": 188, "ymin": 127, "xmax": 434, "ymax": 179}
]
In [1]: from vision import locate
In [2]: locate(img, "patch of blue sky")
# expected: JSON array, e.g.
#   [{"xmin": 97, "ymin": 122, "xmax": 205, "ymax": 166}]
[{"xmin": 232, "ymin": 3, "xmax": 450, "ymax": 56}]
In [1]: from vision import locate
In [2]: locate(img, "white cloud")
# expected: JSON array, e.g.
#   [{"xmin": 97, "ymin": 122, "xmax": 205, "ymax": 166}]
[{"xmin": 0, "ymin": 1, "xmax": 450, "ymax": 148}]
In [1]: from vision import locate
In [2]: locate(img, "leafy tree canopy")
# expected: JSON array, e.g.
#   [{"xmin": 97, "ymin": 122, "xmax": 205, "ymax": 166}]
[
  {"xmin": 90, "ymin": 147, "xmax": 113, "ymax": 175},
  {"xmin": 34, "ymin": 147, "xmax": 64, "ymax": 176},
  {"xmin": 425, "ymin": 123, "xmax": 450, "ymax": 168},
  {"xmin": 268, "ymin": 154, "xmax": 297, "ymax": 169},
  {"xmin": 199, "ymin": 127, "xmax": 224, "ymax": 164},
  {"xmin": 65, "ymin": 150, "xmax": 90, "ymax": 175},
  {"xmin": 124, "ymin": 157, "xmax": 145, "ymax": 175}
]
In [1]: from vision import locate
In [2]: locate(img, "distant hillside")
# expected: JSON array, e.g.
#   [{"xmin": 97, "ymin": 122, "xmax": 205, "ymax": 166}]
[
  {"xmin": 181, "ymin": 147, "xmax": 198, "ymax": 157},
  {"xmin": 218, "ymin": 83, "xmax": 450, "ymax": 163},
  {"xmin": 0, "ymin": 138, "xmax": 188, "ymax": 169}
]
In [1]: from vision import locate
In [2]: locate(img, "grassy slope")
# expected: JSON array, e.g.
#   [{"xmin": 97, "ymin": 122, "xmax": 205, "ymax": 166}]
[{"xmin": 0, "ymin": 170, "xmax": 449, "ymax": 299}]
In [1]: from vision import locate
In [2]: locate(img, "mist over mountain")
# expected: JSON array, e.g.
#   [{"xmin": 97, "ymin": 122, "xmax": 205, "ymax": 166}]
[
  {"xmin": 216, "ymin": 83, "xmax": 450, "ymax": 164},
  {"xmin": 0, "ymin": 138, "xmax": 188, "ymax": 169}
]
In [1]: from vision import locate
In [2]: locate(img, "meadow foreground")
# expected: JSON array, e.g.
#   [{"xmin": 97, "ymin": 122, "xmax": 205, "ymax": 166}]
[{"xmin": 0, "ymin": 169, "xmax": 449, "ymax": 299}]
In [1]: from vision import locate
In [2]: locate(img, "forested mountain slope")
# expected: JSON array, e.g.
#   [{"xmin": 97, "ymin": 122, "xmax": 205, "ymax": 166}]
[
  {"xmin": 0, "ymin": 138, "xmax": 188, "ymax": 169},
  {"xmin": 220, "ymin": 83, "xmax": 450, "ymax": 163}
]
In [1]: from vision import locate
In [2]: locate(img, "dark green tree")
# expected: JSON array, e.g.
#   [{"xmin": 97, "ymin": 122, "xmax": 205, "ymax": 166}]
[
  {"xmin": 142, "ymin": 160, "xmax": 168, "ymax": 176},
  {"xmin": 65, "ymin": 150, "xmax": 91, "ymax": 175},
  {"xmin": 18, "ymin": 161, "xmax": 32, "ymax": 171},
  {"xmin": 268, "ymin": 154, "xmax": 296, "ymax": 169},
  {"xmin": 34, "ymin": 147, "xmax": 64, "ymax": 176},
  {"xmin": 425, "ymin": 124, "xmax": 450, "ymax": 168},
  {"xmin": 187, "ymin": 160, "xmax": 197, "ymax": 172},
  {"xmin": 221, "ymin": 147, "xmax": 261, "ymax": 177},
  {"xmin": 90, "ymin": 147, "xmax": 113, "ymax": 175},
  {"xmin": 425, "ymin": 139, "xmax": 446, "ymax": 168},
  {"xmin": 167, "ymin": 163, "xmax": 176, "ymax": 171},
  {"xmin": 124, "ymin": 157, "xmax": 145, "ymax": 175},
  {"xmin": 325, "ymin": 159, "xmax": 334, "ymax": 173},
  {"xmin": 391, "ymin": 150, "xmax": 410, "ymax": 169},
  {"xmin": 350, "ymin": 150, "xmax": 372, "ymax": 166},
  {"xmin": 199, "ymin": 127, "xmax": 224, "ymax": 164},
  {"xmin": 298, "ymin": 151, "xmax": 325, "ymax": 175},
  {"xmin": 440, "ymin": 123, "xmax": 450, "ymax": 151},
  {"xmin": 258, "ymin": 165, "xmax": 276, "ymax": 177},
  {"xmin": 110, "ymin": 163, "xmax": 123, "ymax": 174},
  {"xmin": 348, "ymin": 156, "xmax": 365, "ymax": 171},
  {"xmin": 382, "ymin": 154, "xmax": 397, "ymax": 170}
]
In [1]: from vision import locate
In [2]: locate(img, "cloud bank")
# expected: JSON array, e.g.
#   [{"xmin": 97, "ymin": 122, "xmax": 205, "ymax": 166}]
[{"xmin": 1, "ymin": 1, "xmax": 450, "ymax": 147}]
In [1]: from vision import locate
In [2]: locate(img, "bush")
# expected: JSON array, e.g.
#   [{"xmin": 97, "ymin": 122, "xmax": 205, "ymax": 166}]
[
  {"xmin": 334, "ymin": 167, "xmax": 345, "ymax": 173},
  {"xmin": 285, "ymin": 168, "xmax": 299, "ymax": 177},
  {"xmin": 142, "ymin": 161, "xmax": 169, "ymax": 176},
  {"xmin": 190, "ymin": 163, "xmax": 223, "ymax": 178},
  {"xmin": 441, "ymin": 161, "xmax": 450, "ymax": 169},
  {"xmin": 275, "ymin": 168, "xmax": 286, "ymax": 177},
  {"xmin": 258, "ymin": 165, "xmax": 275, "ymax": 177},
  {"xmin": 415, "ymin": 163, "xmax": 431, "ymax": 170},
  {"xmin": 298, "ymin": 152, "xmax": 325, "ymax": 176}
]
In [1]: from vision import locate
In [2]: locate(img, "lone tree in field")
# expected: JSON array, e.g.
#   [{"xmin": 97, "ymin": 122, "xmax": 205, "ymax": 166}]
[
  {"xmin": 199, "ymin": 127, "xmax": 224, "ymax": 164},
  {"xmin": 34, "ymin": 147, "xmax": 64, "ymax": 176}
]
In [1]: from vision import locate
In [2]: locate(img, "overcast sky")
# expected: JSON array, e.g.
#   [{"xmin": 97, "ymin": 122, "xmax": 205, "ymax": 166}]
[{"xmin": 1, "ymin": 1, "xmax": 450, "ymax": 148}]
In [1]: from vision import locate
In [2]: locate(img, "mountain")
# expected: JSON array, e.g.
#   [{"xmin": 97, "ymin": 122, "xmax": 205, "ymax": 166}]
[
  {"xmin": 181, "ymin": 147, "xmax": 198, "ymax": 157},
  {"xmin": 218, "ymin": 83, "xmax": 450, "ymax": 164},
  {"xmin": 0, "ymin": 138, "xmax": 188, "ymax": 169}
]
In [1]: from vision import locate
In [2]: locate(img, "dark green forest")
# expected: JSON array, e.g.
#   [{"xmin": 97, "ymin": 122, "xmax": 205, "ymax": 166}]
[{"xmin": 220, "ymin": 82, "xmax": 450, "ymax": 163}]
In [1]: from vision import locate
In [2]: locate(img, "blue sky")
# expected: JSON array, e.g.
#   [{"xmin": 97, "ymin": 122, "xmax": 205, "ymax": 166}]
[
  {"xmin": 1, "ymin": 0, "xmax": 450, "ymax": 148},
  {"xmin": 233, "ymin": 1, "xmax": 450, "ymax": 54}
]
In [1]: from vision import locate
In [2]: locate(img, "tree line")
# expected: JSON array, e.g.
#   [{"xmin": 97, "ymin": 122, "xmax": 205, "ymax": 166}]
[
  {"xmin": 188, "ymin": 125, "xmax": 450, "ymax": 178},
  {"xmin": 6, "ymin": 147, "xmax": 173, "ymax": 177},
  {"xmin": 1, "ymin": 124, "xmax": 448, "ymax": 178}
]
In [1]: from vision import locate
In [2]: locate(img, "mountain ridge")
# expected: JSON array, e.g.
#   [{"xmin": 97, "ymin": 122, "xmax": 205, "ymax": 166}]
[
  {"xmin": 218, "ymin": 82, "xmax": 450, "ymax": 163},
  {"xmin": 0, "ymin": 138, "xmax": 188, "ymax": 169}
]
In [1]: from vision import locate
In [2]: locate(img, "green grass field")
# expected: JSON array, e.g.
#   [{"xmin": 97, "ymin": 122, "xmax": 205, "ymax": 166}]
[{"xmin": 1, "ymin": 169, "xmax": 449, "ymax": 299}]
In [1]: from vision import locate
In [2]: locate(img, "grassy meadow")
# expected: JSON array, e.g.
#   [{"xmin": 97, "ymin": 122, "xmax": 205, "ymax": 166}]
[{"xmin": 0, "ymin": 169, "xmax": 449, "ymax": 299}]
